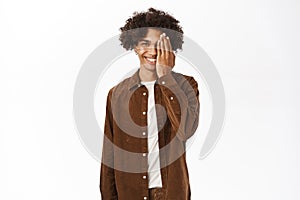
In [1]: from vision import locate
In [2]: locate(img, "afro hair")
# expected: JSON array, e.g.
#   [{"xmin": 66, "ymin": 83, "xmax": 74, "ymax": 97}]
[{"xmin": 119, "ymin": 8, "xmax": 184, "ymax": 52}]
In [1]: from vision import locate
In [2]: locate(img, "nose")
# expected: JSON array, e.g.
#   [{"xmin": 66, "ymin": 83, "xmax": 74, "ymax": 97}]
[{"xmin": 147, "ymin": 44, "xmax": 157, "ymax": 56}]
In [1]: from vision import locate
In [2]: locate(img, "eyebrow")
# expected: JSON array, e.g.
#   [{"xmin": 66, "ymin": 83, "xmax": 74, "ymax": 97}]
[
  {"xmin": 138, "ymin": 39, "xmax": 159, "ymax": 46},
  {"xmin": 139, "ymin": 39, "xmax": 151, "ymax": 43}
]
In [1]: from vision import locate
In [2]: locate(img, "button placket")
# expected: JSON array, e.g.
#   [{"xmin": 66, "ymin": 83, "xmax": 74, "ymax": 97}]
[{"xmin": 139, "ymin": 85, "xmax": 148, "ymax": 193}]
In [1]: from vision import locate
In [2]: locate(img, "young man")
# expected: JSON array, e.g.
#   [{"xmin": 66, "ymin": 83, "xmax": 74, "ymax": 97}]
[{"xmin": 100, "ymin": 8, "xmax": 200, "ymax": 200}]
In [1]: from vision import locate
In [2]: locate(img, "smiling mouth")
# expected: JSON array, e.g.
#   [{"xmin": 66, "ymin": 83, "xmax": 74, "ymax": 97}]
[{"xmin": 144, "ymin": 57, "xmax": 157, "ymax": 65}]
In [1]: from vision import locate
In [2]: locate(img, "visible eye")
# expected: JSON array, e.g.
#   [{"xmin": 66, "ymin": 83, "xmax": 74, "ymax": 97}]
[{"xmin": 140, "ymin": 42, "xmax": 150, "ymax": 46}]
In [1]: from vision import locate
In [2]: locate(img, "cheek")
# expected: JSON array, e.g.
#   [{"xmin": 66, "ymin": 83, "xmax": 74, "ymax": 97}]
[{"xmin": 138, "ymin": 49, "xmax": 146, "ymax": 55}]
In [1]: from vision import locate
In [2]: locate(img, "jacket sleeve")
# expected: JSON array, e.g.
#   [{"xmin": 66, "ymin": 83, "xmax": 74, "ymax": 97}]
[
  {"xmin": 157, "ymin": 73, "xmax": 200, "ymax": 141},
  {"xmin": 100, "ymin": 89, "xmax": 118, "ymax": 200}
]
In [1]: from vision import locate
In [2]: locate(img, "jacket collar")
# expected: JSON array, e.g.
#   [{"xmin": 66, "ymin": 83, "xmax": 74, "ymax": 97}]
[{"xmin": 128, "ymin": 68, "xmax": 142, "ymax": 91}]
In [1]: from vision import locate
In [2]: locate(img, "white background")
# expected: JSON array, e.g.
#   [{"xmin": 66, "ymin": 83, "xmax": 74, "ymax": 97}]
[{"xmin": 1, "ymin": 0, "xmax": 300, "ymax": 199}]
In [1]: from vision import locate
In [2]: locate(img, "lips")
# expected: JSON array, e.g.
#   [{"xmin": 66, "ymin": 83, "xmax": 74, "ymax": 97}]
[{"xmin": 144, "ymin": 57, "xmax": 157, "ymax": 65}]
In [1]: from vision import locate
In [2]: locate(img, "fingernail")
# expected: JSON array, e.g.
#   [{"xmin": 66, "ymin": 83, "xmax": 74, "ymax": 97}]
[{"xmin": 166, "ymin": 36, "xmax": 169, "ymax": 39}]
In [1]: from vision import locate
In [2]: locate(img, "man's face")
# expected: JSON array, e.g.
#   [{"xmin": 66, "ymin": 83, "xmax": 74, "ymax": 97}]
[{"xmin": 134, "ymin": 28, "xmax": 162, "ymax": 72}]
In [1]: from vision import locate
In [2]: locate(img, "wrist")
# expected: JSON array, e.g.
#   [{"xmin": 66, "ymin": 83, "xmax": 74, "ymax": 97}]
[{"xmin": 156, "ymin": 67, "xmax": 172, "ymax": 78}]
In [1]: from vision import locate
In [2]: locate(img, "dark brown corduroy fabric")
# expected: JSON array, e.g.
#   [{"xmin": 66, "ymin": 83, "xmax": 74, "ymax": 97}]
[
  {"xmin": 100, "ymin": 68, "xmax": 200, "ymax": 200},
  {"xmin": 149, "ymin": 188, "xmax": 167, "ymax": 200}
]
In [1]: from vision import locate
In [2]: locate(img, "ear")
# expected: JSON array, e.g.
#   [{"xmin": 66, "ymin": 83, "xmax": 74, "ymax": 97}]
[{"xmin": 134, "ymin": 47, "xmax": 138, "ymax": 55}]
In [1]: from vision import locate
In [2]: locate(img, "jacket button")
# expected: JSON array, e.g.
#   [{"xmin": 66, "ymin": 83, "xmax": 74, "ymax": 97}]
[
  {"xmin": 143, "ymin": 92, "xmax": 147, "ymax": 96},
  {"xmin": 144, "ymin": 197, "xmax": 147, "ymax": 200},
  {"xmin": 162, "ymin": 81, "xmax": 166, "ymax": 85},
  {"xmin": 170, "ymin": 96, "xmax": 174, "ymax": 100},
  {"xmin": 142, "ymin": 111, "xmax": 146, "ymax": 115},
  {"xmin": 142, "ymin": 175, "xmax": 147, "ymax": 179},
  {"xmin": 142, "ymin": 132, "xmax": 146, "ymax": 136}
]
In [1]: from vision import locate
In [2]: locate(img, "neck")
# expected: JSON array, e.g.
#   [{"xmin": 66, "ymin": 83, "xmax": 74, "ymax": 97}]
[{"xmin": 139, "ymin": 66, "xmax": 157, "ymax": 82}]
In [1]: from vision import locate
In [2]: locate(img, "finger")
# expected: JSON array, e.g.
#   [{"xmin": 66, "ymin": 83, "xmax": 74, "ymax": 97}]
[
  {"xmin": 160, "ymin": 33, "xmax": 166, "ymax": 54},
  {"xmin": 163, "ymin": 35, "xmax": 169, "ymax": 53},
  {"xmin": 166, "ymin": 37, "xmax": 175, "ymax": 59},
  {"xmin": 165, "ymin": 36, "xmax": 173, "ymax": 53},
  {"xmin": 162, "ymin": 35, "xmax": 170, "ymax": 53},
  {"xmin": 157, "ymin": 39, "xmax": 161, "ymax": 57}
]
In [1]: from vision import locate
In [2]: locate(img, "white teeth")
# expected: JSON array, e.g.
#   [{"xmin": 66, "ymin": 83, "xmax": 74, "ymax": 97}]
[{"xmin": 146, "ymin": 58, "xmax": 156, "ymax": 62}]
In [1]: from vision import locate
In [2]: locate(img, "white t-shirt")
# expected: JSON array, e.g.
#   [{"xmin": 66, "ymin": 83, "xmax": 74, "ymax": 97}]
[{"xmin": 140, "ymin": 80, "xmax": 163, "ymax": 188}]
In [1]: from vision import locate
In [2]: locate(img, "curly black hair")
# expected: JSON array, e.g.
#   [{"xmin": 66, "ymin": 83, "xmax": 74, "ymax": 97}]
[{"xmin": 119, "ymin": 8, "xmax": 184, "ymax": 51}]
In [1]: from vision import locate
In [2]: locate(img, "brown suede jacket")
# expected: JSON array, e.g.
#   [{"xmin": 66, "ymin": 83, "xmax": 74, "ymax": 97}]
[{"xmin": 100, "ymin": 68, "xmax": 200, "ymax": 200}]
